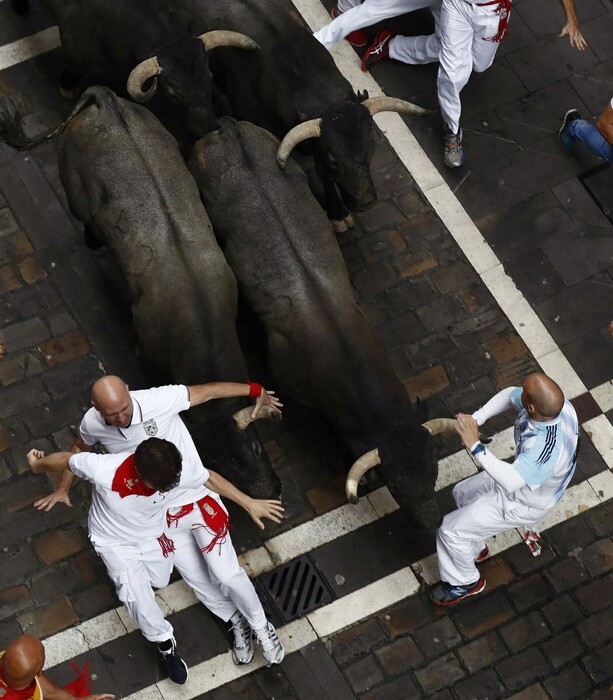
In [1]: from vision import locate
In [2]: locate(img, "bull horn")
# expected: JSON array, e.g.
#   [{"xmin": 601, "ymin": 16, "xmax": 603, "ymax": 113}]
[
  {"xmin": 421, "ymin": 418, "xmax": 457, "ymax": 435},
  {"xmin": 345, "ymin": 448, "xmax": 380, "ymax": 504},
  {"xmin": 362, "ymin": 96, "xmax": 430, "ymax": 117},
  {"xmin": 127, "ymin": 57, "xmax": 161, "ymax": 102},
  {"xmin": 276, "ymin": 118, "xmax": 322, "ymax": 168},
  {"xmin": 232, "ymin": 404, "xmax": 282, "ymax": 430},
  {"xmin": 198, "ymin": 30, "xmax": 259, "ymax": 52}
]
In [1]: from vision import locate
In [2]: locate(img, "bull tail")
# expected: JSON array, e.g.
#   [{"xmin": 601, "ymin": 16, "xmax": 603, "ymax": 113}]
[{"xmin": 0, "ymin": 87, "xmax": 101, "ymax": 151}]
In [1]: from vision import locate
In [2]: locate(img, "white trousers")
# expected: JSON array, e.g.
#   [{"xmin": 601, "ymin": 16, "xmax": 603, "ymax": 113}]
[
  {"xmin": 97, "ymin": 540, "xmax": 173, "ymax": 643},
  {"xmin": 437, "ymin": 472, "xmax": 548, "ymax": 586},
  {"xmin": 314, "ymin": 0, "xmax": 438, "ymax": 48},
  {"xmin": 167, "ymin": 500, "xmax": 267, "ymax": 632}
]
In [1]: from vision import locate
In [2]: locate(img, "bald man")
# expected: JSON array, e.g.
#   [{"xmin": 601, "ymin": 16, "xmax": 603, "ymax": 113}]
[
  {"xmin": 0, "ymin": 635, "xmax": 114, "ymax": 700},
  {"xmin": 33, "ymin": 376, "xmax": 286, "ymax": 670},
  {"xmin": 430, "ymin": 373, "xmax": 579, "ymax": 606}
]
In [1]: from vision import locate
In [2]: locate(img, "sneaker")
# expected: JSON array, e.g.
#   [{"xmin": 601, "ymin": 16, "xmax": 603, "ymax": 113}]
[
  {"xmin": 331, "ymin": 6, "xmax": 368, "ymax": 47},
  {"xmin": 230, "ymin": 615, "xmax": 254, "ymax": 665},
  {"xmin": 475, "ymin": 546, "xmax": 489, "ymax": 563},
  {"xmin": 254, "ymin": 621, "xmax": 285, "ymax": 666},
  {"xmin": 157, "ymin": 638, "xmax": 188, "ymax": 685},
  {"xmin": 443, "ymin": 128, "xmax": 464, "ymax": 168},
  {"xmin": 430, "ymin": 577, "xmax": 486, "ymax": 607},
  {"xmin": 559, "ymin": 108, "xmax": 580, "ymax": 148},
  {"xmin": 361, "ymin": 30, "xmax": 395, "ymax": 72}
]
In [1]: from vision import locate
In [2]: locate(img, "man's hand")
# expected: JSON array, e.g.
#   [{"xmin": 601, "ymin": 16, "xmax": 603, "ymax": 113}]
[
  {"xmin": 455, "ymin": 413, "xmax": 480, "ymax": 451},
  {"xmin": 34, "ymin": 488, "xmax": 73, "ymax": 511},
  {"xmin": 245, "ymin": 498, "xmax": 285, "ymax": 530},
  {"xmin": 251, "ymin": 389, "xmax": 283, "ymax": 419},
  {"xmin": 559, "ymin": 21, "xmax": 587, "ymax": 50},
  {"xmin": 27, "ymin": 449, "xmax": 45, "ymax": 472}
]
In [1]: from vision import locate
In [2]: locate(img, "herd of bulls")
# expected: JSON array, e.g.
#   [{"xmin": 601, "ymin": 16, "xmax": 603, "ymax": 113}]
[{"xmin": 2, "ymin": 0, "xmax": 455, "ymax": 532}]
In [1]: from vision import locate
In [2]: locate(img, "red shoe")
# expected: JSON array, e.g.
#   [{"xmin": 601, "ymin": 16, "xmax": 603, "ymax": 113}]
[
  {"xmin": 331, "ymin": 5, "xmax": 368, "ymax": 48},
  {"xmin": 475, "ymin": 546, "xmax": 489, "ymax": 563},
  {"xmin": 361, "ymin": 29, "xmax": 395, "ymax": 72}
]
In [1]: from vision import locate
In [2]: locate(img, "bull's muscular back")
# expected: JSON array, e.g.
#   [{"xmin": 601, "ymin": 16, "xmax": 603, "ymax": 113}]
[
  {"xmin": 189, "ymin": 119, "xmax": 412, "ymax": 455},
  {"xmin": 58, "ymin": 88, "xmax": 241, "ymax": 383}
]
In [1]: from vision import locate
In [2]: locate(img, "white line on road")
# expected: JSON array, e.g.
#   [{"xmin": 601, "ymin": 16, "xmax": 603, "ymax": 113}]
[{"xmin": 0, "ymin": 26, "xmax": 59, "ymax": 71}]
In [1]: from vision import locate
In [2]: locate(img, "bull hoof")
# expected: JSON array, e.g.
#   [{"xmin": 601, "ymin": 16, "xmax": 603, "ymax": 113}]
[{"xmin": 330, "ymin": 213, "xmax": 354, "ymax": 233}]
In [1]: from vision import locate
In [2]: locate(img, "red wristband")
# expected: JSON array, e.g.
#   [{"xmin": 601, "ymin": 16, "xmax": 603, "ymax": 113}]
[{"xmin": 247, "ymin": 381, "xmax": 263, "ymax": 398}]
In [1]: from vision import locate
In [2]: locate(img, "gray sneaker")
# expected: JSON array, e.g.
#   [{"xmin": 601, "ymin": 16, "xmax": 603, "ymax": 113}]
[
  {"xmin": 255, "ymin": 622, "xmax": 285, "ymax": 666},
  {"xmin": 444, "ymin": 128, "xmax": 464, "ymax": 168},
  {"xmin": 230, "ymin": 614, "xmax": 254, "ymax": 665}
]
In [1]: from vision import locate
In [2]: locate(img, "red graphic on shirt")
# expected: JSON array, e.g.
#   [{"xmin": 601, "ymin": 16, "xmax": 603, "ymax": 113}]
[{"xmin": 111, "ymin": 454, "xmax": 156, "ymax": 498}]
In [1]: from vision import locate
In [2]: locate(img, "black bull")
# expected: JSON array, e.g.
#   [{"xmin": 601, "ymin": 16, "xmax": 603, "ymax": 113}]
[
  {"xmin": 188, "ymin": 117, "xmax": 445, "ymax": 531},
  {"xmin": 168, "ymin": 0, "xmax": 428, "ymax": 232},
  {"xmin": 46, "ymin": 87, "xmax": 280, "ymax": 498},
  {"xmin": 12, "ymin": 0, "xmax": 258, "ymax": 140}
]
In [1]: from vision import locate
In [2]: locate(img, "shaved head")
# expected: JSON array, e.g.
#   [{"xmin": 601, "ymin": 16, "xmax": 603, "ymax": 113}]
[
  {"xmin": 522, "ymin": 373, "xmax": 564, "ymax": 421},
  {"xmin": 2, "ymin": 636, "xmax": 45, "ymax": 689},
  {"xmin": 91, "ymin": 375, "xmax": 133, "ymax": 428}
]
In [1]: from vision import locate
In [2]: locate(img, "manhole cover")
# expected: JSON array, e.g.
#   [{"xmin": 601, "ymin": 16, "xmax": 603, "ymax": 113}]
[{"xmin": 255, "ymin": 554, "xmax": 336, "ymax": 624}]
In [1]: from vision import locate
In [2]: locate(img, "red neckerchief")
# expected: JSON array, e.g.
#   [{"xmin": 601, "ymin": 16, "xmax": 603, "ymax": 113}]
[
  {"xmin": 111, "ymin": 454, "xmax": 156, "ymax": 498},
  {"xmin": 0, "ymin": 660, "xmax": 40, "ymax": 700}
]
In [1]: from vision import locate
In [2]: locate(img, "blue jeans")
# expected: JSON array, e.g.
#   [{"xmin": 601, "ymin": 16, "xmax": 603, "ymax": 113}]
[{"xmin": 569, "ymin": 119, "xmax": 613, "ymax": 164}]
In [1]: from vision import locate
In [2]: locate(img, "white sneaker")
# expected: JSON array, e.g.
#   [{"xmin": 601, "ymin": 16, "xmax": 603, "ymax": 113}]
[
  {"xmin": 230, "ymin": 614, "xmax": 254, "ymax": 665},
  {"xmin": 254, "ymin": 622, "xmax": 285, "ymax": 666}
]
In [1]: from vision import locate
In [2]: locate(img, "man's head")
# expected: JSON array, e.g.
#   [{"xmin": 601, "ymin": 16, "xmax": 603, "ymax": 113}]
[
  {"xmin": 92, "ymin": 375, "xmax": 133, "ymax": 428},
  {"xmin": 2, "ymin": 636, "xmax": 45, "ymax": 690},
  {"xmin": 521, "ymin": 372, "xmax": 564, "ymax": 422},
  {"xmin": 134, "ymin": 437, "xmax": 182, "ymax": 492}
]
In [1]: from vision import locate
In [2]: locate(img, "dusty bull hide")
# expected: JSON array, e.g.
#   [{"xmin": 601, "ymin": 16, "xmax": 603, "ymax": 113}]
[{"xmin": 189, "ymin": 117, "xmax": 442, "ymax": 530}]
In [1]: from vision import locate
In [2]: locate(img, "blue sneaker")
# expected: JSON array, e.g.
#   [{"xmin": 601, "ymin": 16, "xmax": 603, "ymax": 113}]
[
  {"xmin": 559, "ymin": 109, "xmax": 580, "ymax": 149},
  {"xmin": 430, "ymin": 577, "xmax": 486, "ymax": 606}
]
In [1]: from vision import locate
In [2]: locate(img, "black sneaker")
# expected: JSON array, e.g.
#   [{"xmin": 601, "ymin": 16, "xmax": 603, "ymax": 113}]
[
  {"xmin": 559, "ymin": 109, "xmax": 580, "ymax": 148},
  {"xmin": 430, "ymin": 577, "xmax": 486, "ymax": 606},
  {"xmin": 157, "ymin": 638, "xmax": 188, "ymax": 684}
]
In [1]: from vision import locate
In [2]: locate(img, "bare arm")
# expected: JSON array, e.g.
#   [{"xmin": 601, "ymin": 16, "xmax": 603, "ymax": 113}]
[
  {"xmin": 39, "ymin": 674, "xmax": 114, "ymax": 700},
  {"xmin": 205, "ymin": 470, "xmax": 284, "ymax": 530},
  {"xmin": 596, "ymin": 101, "xmax": 613, "ymax": 143},
  {"xmin": 558, "ymin": 0, "xmax": 587, "ymax": 50},
  {"xmin": 33, "ymin": 436, "xmax": 94, "ymax": 511},
  {"xmin": 27, "ymin": 449, "xmax": 73, "ymax": 474},
  {"xmin": 188, "ymin": 381, "xmax": 283, "ymax": 419}
]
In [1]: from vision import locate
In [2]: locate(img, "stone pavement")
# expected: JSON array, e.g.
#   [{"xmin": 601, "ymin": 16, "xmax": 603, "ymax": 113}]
[{"xmin": 0, "ymin": 0, "xmax": 611, "ymax": 698}]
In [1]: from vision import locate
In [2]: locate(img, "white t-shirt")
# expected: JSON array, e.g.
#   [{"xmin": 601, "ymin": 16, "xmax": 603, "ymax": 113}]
[
  {"xmin": 70, "ymin": 451, "xmax": 208, "ymax": 546},
  {"xmin": 79, "ymin": 385, "xmax": 211, "ymax": 508}
]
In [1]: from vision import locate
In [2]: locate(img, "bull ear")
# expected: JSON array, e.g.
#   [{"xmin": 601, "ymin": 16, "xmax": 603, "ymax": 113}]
[{"xmin": 356, "ymin": 89, "xmax": 370, "ymax": 103}]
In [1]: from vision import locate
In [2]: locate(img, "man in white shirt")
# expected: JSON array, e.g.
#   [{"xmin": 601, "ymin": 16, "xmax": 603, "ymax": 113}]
[
  {"xmin": 33, "ymin": 376, "xmax": 286, "ymax": 673},
  {"xmin": 28, "ymin": 438, "xmax": 205, "ymax": 684},
  {"xmin": 430, "ymin": 372, "xmax": 579, "ymax": 606}
]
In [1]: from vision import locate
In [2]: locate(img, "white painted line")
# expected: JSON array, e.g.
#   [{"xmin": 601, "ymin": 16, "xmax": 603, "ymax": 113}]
[
  {"xmin": 307, "ymin": 566, "xmax": 420, "ymax": 637},
  {"xmin": 0, "ymin": 27, "xmax": 60, "ymax": 71},
  {"xmin": 591, "ymin": 380, "xmax": 613, "ymax": 414},
  {"xmin": 582, "ymin": 414, "xmax": 613, "ymax": 470}
]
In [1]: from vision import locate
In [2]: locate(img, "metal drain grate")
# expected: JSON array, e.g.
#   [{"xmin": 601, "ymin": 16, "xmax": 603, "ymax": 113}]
[{"xmin": 255, "ymin": 554, "xmax": 336, "ymax": 624}]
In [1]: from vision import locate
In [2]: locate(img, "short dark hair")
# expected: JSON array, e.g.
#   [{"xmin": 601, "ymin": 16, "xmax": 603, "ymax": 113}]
[{"xmin": 134, "ymin": 438, "xmax": 182, "ymax": 492}]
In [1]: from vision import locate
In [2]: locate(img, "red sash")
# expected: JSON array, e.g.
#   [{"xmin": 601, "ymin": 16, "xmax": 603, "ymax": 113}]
[
  {"xmin": 165, "ymin": 496, "xmax": 230, "ymax": 555},
  {"xmin": 476, "ymin": 0, "xmax": 512, "ymax": 42}
]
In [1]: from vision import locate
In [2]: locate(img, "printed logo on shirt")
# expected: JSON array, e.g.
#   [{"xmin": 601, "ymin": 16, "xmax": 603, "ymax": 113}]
[{"xmin": 143, "ymin": 419, "xmax": 158, "ymax": 437}]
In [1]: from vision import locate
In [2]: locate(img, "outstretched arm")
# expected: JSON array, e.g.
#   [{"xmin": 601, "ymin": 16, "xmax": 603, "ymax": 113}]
[
  {"xmin": 27, "ymin": 449, "xmax": 73, "ymax": 474},
  {"xmin": 456, "ymin": 414, "xmax": 526, "ymax": 492},
  {"xmin": 33, "ymin": 435, "xmax": 94, "ymax": 511},
  {"xmin": 470, "ymin": 386, "xmax": 516, "ymax": 426},
  {"xmin": 39, "ymin": 673, "xmax": 114, "ymax": 700},
  {"xmin": 205, "ymin": 470, "xmax": 284, "ymax": 530},
  {"xmin": 188, "ymin": 381, "xmax": 283, "ymax": 419},
  {"xmin": 558, "ymin": 0, "xmax": 587, "ymax": 50}
]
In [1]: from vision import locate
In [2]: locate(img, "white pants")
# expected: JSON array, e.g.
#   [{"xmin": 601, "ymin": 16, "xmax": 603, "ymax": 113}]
[
  {"xmin": 314, "ymin": 0, "xmax": 438, "ymax": 48},
  {"xmin": 437, "ymin": 472, "xmax": 547, "ymax": 586},
  {"xmin": 97, "ymin": 540, "xmax": 173, "ymax": 643},
  {"xmin": 166, "ymin": 499, "xmax": 267, "ymax": 632}
]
